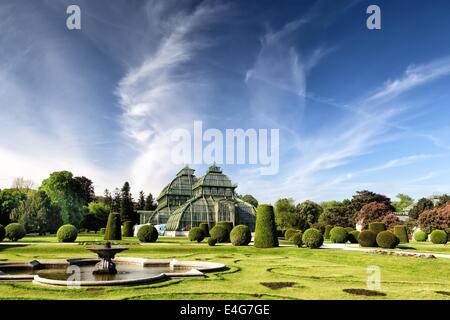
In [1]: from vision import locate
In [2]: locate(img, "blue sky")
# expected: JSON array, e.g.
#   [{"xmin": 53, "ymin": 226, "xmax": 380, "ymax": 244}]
[{"xmin": 1, "ymin": 0, "xmax": 450, "ymax": 204}]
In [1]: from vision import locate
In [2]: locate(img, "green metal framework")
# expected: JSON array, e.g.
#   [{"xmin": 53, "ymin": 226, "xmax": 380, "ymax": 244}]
[{"xmin": 142, "ymin": 165, "xmax": 256, "ymax": 231}]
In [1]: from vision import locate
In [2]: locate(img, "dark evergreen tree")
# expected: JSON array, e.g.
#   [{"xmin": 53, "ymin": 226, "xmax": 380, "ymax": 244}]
[
  {"xmin": 111, "ymin": 188, "xmax": 121, "ymax": 213},
  {"xmin": 137, "ymin": 191, "xmax": 146, "ymax": 210},
  {"xmin": 145, "ymin": 193, "xmax": 157, "ymax": 210},
  {"xmin": 120, "ymin": 182, "xmax": 135, "ymax": 222},
  {"xmin": 103, "ymin": 189, "xmax": 113, "ymax": 208}
]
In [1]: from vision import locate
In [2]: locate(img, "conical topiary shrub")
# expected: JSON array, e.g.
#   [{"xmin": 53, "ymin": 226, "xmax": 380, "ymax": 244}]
[
  {"xmin": 104, "ymin": 212, "xmax": 122, "ymax": 240},
  {"xmin": 254, "ymin": 204, "xmax": 278, "ymax": 248},
  {"xmin": 122, "ymin": 220, "xmax": 135, "ymax": 237}
]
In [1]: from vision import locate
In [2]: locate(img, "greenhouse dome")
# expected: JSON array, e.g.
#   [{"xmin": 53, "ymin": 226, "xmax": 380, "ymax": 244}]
[{"xmin": 140, "ymin": 165, "xmax": 256, "ymax": 231}]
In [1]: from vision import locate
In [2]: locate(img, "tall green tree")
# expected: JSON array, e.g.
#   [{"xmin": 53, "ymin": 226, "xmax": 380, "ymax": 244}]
[
  {"xmin": 274, "ymin": 198, "xmax": 297, "ymax": 230},
  {"xmin": 120, "ymin": 182, "xmax": 135, "ymax": 222},
  {"xmin": 137, "ymin": 191, "xmax": 146, "ymax": 210},
  {"xmin": 0, "ymin": 189, "xmax": 27, "ymax": 226},
  {"xmin": 144, "ymin": 193, "xmax": 157, "ymax": 211},
  {"xmin": 81, "ymin": 202, "xmax": 110, "ymax": 231},
  {"xmin": 392, "ymin": 194, "xmax": 414, "ymax": 213},
  {"xmin": 40, "ymin": 171, "xmax": 85, "ymax": 226},
  {"xmin": 10, "ymin": 190, "xmax": 62, "ymax": 234},
  {"xmin": 319, "ymin": 200, "xmax": 354, "ymax": 227},
  {"xmin": 295, "ymin": 200, "xmax": 323, "ymax": 230}
]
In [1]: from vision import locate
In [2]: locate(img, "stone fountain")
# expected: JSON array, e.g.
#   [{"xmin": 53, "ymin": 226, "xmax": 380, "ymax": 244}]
[{"xmin": 87, "ymin": 242, "xmax": 128, "ymax": 275}]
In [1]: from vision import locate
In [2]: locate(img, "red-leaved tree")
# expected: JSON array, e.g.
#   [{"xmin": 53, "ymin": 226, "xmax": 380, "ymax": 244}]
[
  {"xmin": 354, "ymin": 202, "xmax": 394, "ymax": 230},
  {"xmin": 417, "ymin": 204, "xmax": 450, "ymax": 233}
]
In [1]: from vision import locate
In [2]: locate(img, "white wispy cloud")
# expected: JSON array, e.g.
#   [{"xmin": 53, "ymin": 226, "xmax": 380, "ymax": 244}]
[
  {"xmin": 367, "ymin": 56, "xmax": 450, "ymax": 102},
  {"xmin": 116, "ymin": 1, "xmax": 230, "ymax": 194}
]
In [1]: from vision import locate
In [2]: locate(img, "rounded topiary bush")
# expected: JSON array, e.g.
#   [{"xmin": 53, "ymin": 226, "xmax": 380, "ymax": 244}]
[
  {"xmin": 208, "ymin": 237, "xmax": 217, "ymax": 246},
  {"xmin": 369, "ymin": 222, "xmax": 386, "ymax": 235},
  {"xmin": 210, "ymin": 225, "xmax": 229, "ymax": 243},
  {"xmin": 56, "ymin": 224, "xmax": 78, "ymax": 242},
  {"xmin": 414, "ymin": 230, "xmax": 427, "ymax": 242},
  {"xmin": 0, "ymin": 224, "xmax": 5, "ymax": 242},
  {"xmin": 358, "ymin": 230, "xmax": 377, "ymax": 247},
  {"xmin": 188, "ymin": 227, "xmax": 205, "ymax": 243},
  {"xmin": 284, "ymin": 228, "xmax": 299, "ymax": 240},
  {"xmin": 324, "ymin": 225, "xmax": 333, "ymax": 240},
  {"xmin": 5, "ymin": 223, "xmax": 26, "ymax": 242},
  {"xmin": 330, "ymin": 226, "xmax": 348, "ymax": 243},
  {"xmin": 216, "ymin": 222, "xmax": 233, "ymax": 241},
  {"xmin": 122, "ymin": 221, "xmax": 134, "ymax": 237},
  {"xmin": 230, "ymin": 225, "xmax": 251, "ymax": 246},
  {"xmin": 254, "ymin": 204, "xmax": 279, "ymax": 248},
  {"xmin": 302, "ymin": 228, "xmax": 323, "ymax": 249},
  {"xmin": 430, "ymin": 230, "xmax": 448, "ymax": 244},
  {"xmin": 99, "ymin": 228, "xmax": 106, "ymax": 235},
  {"xmin": 291, "ymin": 232, "xmax": 303, "ymax": 247},
  {"xmin": 199, "ymin": 223, "xmax": 210, "ymax": 237},
  {"xmin": 393, "ymin": 225, "xmax": 409, "ymax": 243},
  {"xmin": 348, "ymin": 230, "xmax": 360, "ymax": 243},
  {"xmin": 376, "ymin": 231, "xmax": 400, "ymax": 249},
  {"xmin": 137, "ymin": 225, "xmax": 158, "ymax": 243}
]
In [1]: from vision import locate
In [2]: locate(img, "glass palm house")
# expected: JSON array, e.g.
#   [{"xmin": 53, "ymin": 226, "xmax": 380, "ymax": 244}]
[{"xmin": 139, "ymin": 165, "xmax": 256, "ymax": 231}]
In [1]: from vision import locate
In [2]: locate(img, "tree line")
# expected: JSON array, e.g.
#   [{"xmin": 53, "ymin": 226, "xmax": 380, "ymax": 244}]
[{"xmin": 0, "ymin": 171, "xmax": 158, "ymax": 234}]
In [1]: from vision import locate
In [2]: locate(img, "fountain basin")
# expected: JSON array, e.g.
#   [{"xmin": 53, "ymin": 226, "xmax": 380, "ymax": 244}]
[{"xmin": 0, "ymin": 258, "xmax": 226, "ymax": 287}]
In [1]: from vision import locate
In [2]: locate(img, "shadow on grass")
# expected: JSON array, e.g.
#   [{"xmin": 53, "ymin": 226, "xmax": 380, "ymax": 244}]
[{"xmin": 343, "ymin": 288, "xmax": 386, "ymax": 297}]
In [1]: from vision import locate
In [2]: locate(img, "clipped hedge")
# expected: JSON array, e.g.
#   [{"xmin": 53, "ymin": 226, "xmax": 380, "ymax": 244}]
[
  {"xmin": 369, "ymin": 222, "xmax": 386, "ymax": 235},
  {"xmin": 348, "ymin": 230, "xmax": 360, "ymax": 243},
  {"xmin": 188, "ymin": 227, "xmax": 205, "ymax": 243},
  {"xmin": 254, "ymin": 204, "xmax": 279, "ymax": 248},
  {"xmin": 230, "ymin": 225, "xmax": 252, "ymax": 246},
  {"xmin": 5, "ymin": 223, "xmax": 26, "ymax": 242},
  {"xmin": 393, "ymin": 225, "xmax": 409, "ymax": 243},
  {"xmin": 324, "ymin": 225, "xmax": 333, "ymax": 240},
  {"xmin": 208, "ymin": 237, "xmax": 217, "ymax": 246},
  {"xmin": 137, "ymin": 224, "xmax": 159, "ymax": 243},
  {"xmin": 291, "ymin": 232, "xmax": 303, "ymax": 247},
  {"xmin": 376, "ymin": 231, "xmax": 400, "ymax": 249},
  {"xmin": 358, "ymin": 230, "xmax": 377, "ymax": 247},
  {"xmin": 0, "ymin": 224, "xmax": 5, "ymax": 242},
  {"xmin": 430, "ymin": 230, "xmax": 448, "ymax": 244},
  {"xmin": 330, "ymin": 226, "xmax": 348, "ymax": 243},
  {"xmin": 122, "ymin": 221, "xmax": 134, "ymax": 237},
  {"xmin": 216, "ymin": 222, "xmax": 233, "ymax": 241},
  {"xmin": 56, "ymin": 224, "xmax": 78, "ymax": 242},
  {"xmin": 99, "ymin": 228, "xmax": 106, "ymax": 235},
  {"xmin": 199, "ymin": 223, "xmax": 210, "ymax": 237},
  {"xmin": 284, "ymin": 228, "xmax": 300, "ymax": 240},
  {"xmin": 302, "ymin": 228, "xmax": 323, "ymax": 249},
  {"xmin": 210, "ymin": 225, "xmax": 229, "ymax": 243},
  {"xmin": 104, "ymin": 212, "xmax": 122, "ymax": 241},
  {"xmin": 414, "ymin": 230, "xmax": 427, "ymax": 242}
]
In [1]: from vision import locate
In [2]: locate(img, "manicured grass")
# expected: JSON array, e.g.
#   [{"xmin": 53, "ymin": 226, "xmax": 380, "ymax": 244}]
[{"xmin": 0, "ymin": 235, "xmax": 449, "ymax": 300}]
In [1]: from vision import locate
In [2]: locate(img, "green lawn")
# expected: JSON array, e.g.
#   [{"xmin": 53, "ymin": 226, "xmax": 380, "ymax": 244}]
[{"xmin": 0, "ymin": 235, "xmax": 449, "ymax": 300}]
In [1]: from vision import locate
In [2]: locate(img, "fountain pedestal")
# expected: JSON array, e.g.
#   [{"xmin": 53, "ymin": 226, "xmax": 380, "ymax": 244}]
[{"xmin": 87, "ymin": 242, "xmax": 128, "ymax": 275}]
